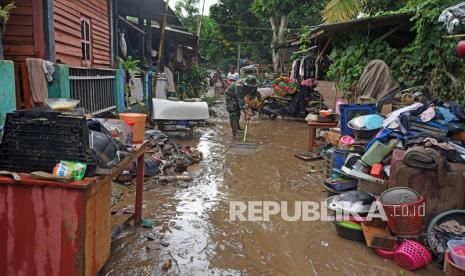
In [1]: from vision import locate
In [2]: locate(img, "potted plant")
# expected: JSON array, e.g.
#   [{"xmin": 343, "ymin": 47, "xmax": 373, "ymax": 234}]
[{"xmin": 0, "ymin": 2, "xmax": 16, "ymax": 59}]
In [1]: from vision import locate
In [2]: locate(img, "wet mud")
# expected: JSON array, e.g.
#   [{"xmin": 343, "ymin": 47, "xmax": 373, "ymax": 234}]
[{"xmin": 101, "ymin": 111, "xmax": 441, "ymax": 275}]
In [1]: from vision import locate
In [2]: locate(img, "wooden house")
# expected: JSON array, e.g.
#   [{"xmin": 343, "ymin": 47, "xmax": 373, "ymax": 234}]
[
  {"xmin": 0, "ymin": 0, "xmax": 199, "ymax": 114},
  {"xmin": 1, "ymin": 0, "xmax": 111, "ymax": 67},
  {"xmin": 1, "ymin": 0, "xmax": 114, "ymax": 113}
]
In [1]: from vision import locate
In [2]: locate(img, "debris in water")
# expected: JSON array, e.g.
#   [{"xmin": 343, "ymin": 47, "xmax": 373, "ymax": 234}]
[
  {"xmin": 162, "ymin": 259, "xmax": 172, "ymax": 270},
  {"xmin": 321, "ymin": 240, "xmax": 329, "ymax": 247},
  {"xmin": 147, "ymin": 232, "xmax": 157, "ymax": 241},
  {"xmin": 146, "ymin": 241, "xmax": 161, "ymax": 250},
  {"xmin": 179, "ymin": 181, "xmax": 189, "ymax": 188},
  {"xmin": 142, "ymin": 219, "xmax": 154, "ymax": 228},
  {"xmin": 160, "ymin": 241, "xmax": 170, "ymax": 247}
]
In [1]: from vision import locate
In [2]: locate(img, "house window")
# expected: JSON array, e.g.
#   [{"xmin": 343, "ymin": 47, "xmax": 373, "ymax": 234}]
[{"xmin": 80, "ymin": 17, "xmax": 91, "ymax": 62}]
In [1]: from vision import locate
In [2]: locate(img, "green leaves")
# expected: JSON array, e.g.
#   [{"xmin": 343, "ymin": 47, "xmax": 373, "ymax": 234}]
[
  {"xmin": 323, "ymin": 0, "xmax": 465, "ymax": 104},
  {"xmin": 0, "ymin": 2, "xmax": 16, "ymax": 26},
  {"xmin": 322, "ymin": 0, "xmax": 367, "ymax": 23}
]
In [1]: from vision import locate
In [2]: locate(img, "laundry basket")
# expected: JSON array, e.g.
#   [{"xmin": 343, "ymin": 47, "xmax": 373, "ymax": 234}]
[
  {"xmin": 380, "ymin": 189, "xmax": 425, "ymax": 235},
  {"xmin": 394, "ymin": 240, "xmax": 432, "ymax": 271}
]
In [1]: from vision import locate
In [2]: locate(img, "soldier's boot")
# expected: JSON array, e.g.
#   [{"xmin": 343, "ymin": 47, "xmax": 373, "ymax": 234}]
[{"xmin": 230, "ymin": 115, "xmax": 239, "ymax": 137}]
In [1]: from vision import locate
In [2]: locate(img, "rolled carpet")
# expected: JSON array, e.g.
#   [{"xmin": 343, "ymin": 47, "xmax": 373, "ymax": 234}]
[
  {"xmin": 403, "ymin": 146, "xmax": 441, "ymax": 169},
  {"xmin": 403, "ymin": 146, "xmax": 449, "ymax": 187}
]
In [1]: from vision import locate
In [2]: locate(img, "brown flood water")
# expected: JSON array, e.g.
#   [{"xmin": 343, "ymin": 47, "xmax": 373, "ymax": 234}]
[{"xmin": 101, "ymin": 117, "xmax": 441, "ymax": 275}]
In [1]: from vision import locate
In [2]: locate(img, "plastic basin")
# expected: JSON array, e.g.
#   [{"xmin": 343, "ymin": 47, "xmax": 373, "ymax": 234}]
[{"xmin": 448, "ymin": 240, "xmax": 465, "ymax": 269}]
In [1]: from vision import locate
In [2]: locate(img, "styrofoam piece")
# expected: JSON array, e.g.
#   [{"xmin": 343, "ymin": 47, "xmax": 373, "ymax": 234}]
[{"xmin": 152, "ymin": 99, "xmax": 209, "ymax": 120}]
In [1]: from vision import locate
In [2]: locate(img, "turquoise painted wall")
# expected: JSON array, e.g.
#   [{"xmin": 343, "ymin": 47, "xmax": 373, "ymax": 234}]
[
  {"xmin": 0, "ymin": 60, "xmax": 16, "ymax": 126},
  {"xmin": 48, "ymin": 64, "xmax": 70, "ymax": 98}
]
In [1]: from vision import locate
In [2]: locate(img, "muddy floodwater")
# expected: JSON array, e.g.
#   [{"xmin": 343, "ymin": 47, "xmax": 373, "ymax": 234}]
[{"xmin": 101, "ymin": 115, "xmax": 441, "ymax": 275}]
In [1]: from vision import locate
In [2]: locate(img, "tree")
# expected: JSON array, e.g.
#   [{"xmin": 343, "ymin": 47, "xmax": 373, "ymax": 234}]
[
  {"xmin": 174, "ymin": 0, "xmax": 233, "ymax": 67},
  {"xmin": 210, "ymin": 0, "xmax": 272, "ymax": 69},
  {"xmin": 322, "ymin": 0, "xmax": 405, "ymax": 23},
  {"xmin": 174, "ymin": 0, "xmax": 200, "ymax": 33},
  {"xmin": 251, "ymin": 0, "xmax": 324, "ymax": 73}
]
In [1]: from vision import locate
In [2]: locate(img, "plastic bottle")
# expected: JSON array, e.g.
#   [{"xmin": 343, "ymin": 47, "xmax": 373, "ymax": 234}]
[
  {"xmin": 126, "ymin": 121, "xmax": 135, "ymax": 145},
  {"xmin": 335, "ymin": 99, "xmax": 345, "ymax": 114}
]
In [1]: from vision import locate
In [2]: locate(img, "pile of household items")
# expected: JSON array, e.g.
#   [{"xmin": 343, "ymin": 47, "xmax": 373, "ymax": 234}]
[
  {"xmin": 317, "ymin": 100, "xmax": 465, "ymax": 273},
  {"xmin": 0, "ymin": 98, "xmax": 202, "ymax": 188},
  {"xmin": 304, "ymin": 59, "xmax": 465, "ymax": 273}
]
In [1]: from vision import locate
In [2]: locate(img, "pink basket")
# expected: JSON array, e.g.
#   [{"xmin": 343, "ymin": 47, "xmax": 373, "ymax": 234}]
[{"xmin": 394, "ymin": 240, "xmax": 432, "ymax": 271}]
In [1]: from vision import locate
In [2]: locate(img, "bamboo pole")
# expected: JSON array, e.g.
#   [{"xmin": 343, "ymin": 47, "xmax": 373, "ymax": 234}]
[
  {"xmin": 152, "ymin": 0, "xmax": 170, "ymax": 100},
  {"xmin": 443, "ymin": 34, "xmax": 465, "ymax": 39}
]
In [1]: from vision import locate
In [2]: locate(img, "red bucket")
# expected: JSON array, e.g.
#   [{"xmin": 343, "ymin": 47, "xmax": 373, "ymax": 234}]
[{"xmin": 381, "ymin": 196, "xmax": 425, "ymax": 235}]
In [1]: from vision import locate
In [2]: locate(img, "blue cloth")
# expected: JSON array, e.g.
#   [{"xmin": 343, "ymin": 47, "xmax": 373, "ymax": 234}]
[
  {"xmin": 437, "ymin": 107, "xmax": 458, "ymax": 123},
  {"xmin": 366, "ymin": 128, "xmax": 393, "ymax": 150}
]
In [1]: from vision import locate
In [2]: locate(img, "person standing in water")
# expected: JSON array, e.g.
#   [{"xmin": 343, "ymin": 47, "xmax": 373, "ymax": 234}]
[{"xmin": 225, "ymin": 75, "xmax": 258, "ymax": 136}]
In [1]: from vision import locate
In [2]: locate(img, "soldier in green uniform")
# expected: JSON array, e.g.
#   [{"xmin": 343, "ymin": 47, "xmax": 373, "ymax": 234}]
[{"xmin": 225, "ymin": 75, "xmax": 258, "ymax": 136}]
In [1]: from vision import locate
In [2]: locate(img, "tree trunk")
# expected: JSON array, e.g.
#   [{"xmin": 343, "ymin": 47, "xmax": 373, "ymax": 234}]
[
  {"xmin": 269, "ymin": 14, "xmax": 288, "ymax": 75},
  {"xmin": 0, "ymin": 22, "xmax": 4, "ymax": 60}
]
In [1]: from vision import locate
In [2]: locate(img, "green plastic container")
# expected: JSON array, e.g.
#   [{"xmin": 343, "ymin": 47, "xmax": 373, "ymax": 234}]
[{"xmin": 361, "ymin": 139, "xmax": 398, "ymax": 166}]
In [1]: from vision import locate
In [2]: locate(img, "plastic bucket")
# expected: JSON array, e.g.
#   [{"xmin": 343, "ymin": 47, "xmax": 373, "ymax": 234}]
[{"xmin": 119, "ymin": 113, "xmax": 147, "ymax": 143}]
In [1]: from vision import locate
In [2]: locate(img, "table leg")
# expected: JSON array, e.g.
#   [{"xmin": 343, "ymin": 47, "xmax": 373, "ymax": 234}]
[
  {"xmin": 308, "ymin": 126, "xmax": 316, "ymax": 152},
  {"xmin": 134, "ymin": 153, "xmax": 144, "ymax": 225}
]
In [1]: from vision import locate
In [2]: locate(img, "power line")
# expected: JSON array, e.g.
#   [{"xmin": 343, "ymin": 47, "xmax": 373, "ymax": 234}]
[
  {"xmin": 199, "ymin": 38, "xmax": 273, "ymax": 44},
  {"xmin": 158, "ymin": 12, "xmax": 305, "ymax": 31}
]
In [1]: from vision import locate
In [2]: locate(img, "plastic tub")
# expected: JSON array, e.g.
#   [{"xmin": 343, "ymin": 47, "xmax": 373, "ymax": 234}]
[
  {"xmin": 427, "ymin": 210, "xmax": 465, "ymax": 256},
  {"xmin": 119, "ymin": 113, "xmax": 147, "ymax": 143},
  {"xmin": 445, "ymin": 250, "xmax": 465, "ymax": 276},
  {"xmin": 333, "ymin": 221, "xmax": 365, "ymax": 242},
  {"xmin": 375, "ymin": 245, "xmax": 399, "ymax": 258},
  {"xmin": 449, "ymin": 240, "xmax": 465, "ymax": 269}
]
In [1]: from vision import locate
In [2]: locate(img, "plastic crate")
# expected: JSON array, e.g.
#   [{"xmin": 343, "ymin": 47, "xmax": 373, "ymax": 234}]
[
  {"xmin": 339, "ymin": 104, "xmax": 377, "ymax": 135},
  {"xmin": 0, "ymin": 109, "xmax": 95, "ymax": 175}
]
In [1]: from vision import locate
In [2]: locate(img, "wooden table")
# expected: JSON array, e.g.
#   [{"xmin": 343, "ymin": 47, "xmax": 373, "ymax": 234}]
[
  {"xmin": 307, "ymin": 121, "xmax": 338, "ymax": 152},
  {"xmin": 100, "ymin": 140, "xmax": 149, "ymax": 225}
]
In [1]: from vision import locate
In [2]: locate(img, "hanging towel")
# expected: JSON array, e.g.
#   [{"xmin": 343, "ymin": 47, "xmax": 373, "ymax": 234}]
[
  {"xmin": 299, "ymin": 56, "xmax": 306, "ymax": 81},
  {"xmin": 290, "ymin": 59, "xmax": 298, "ymax": 80},
  {"xmin": 164, "ymin": 66, "xmax": 176, "ymax": 93},
  {"xmin": 26, "ymin": 58, "xmax": 49, "ymax": 106},
  {"xmin": 43, "ymin": 60, "xmax": 55, "ymax": 82}
]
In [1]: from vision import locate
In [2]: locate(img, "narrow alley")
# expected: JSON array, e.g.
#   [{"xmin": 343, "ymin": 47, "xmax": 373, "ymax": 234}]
[{"xmin": 101, "ymin": 113, "xmax": 441, "ymax": 275}]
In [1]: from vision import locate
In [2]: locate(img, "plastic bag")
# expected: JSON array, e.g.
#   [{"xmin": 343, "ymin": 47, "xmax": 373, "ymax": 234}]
[{"xmin": 53, "ymin": 160, "xmax": 87, "ymax": 181}]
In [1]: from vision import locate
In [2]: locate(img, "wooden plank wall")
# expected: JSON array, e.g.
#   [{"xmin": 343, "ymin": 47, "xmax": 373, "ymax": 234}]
[
  {"xmin": 53, "ymin": 0, "xmax": 111, "ymax": 68},
  {"xmin": 1, "ymin": 0, "xmax": 35, "ymax": 61}
]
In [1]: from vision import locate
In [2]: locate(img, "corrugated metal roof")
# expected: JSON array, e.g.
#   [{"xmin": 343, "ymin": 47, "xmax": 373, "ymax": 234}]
[
  {"xmin": 117, "ymin": 0, "xmax": 183, "ymax": 28},
  {"xmin": 311, "ymin": 14, "xmax": 412, "ymax": 39}
]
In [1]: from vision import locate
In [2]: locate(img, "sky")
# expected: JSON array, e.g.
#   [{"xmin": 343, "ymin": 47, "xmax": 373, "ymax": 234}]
[{"xmin": 169, "ymin": 0, "xmax": 218, "ymax": 16}]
